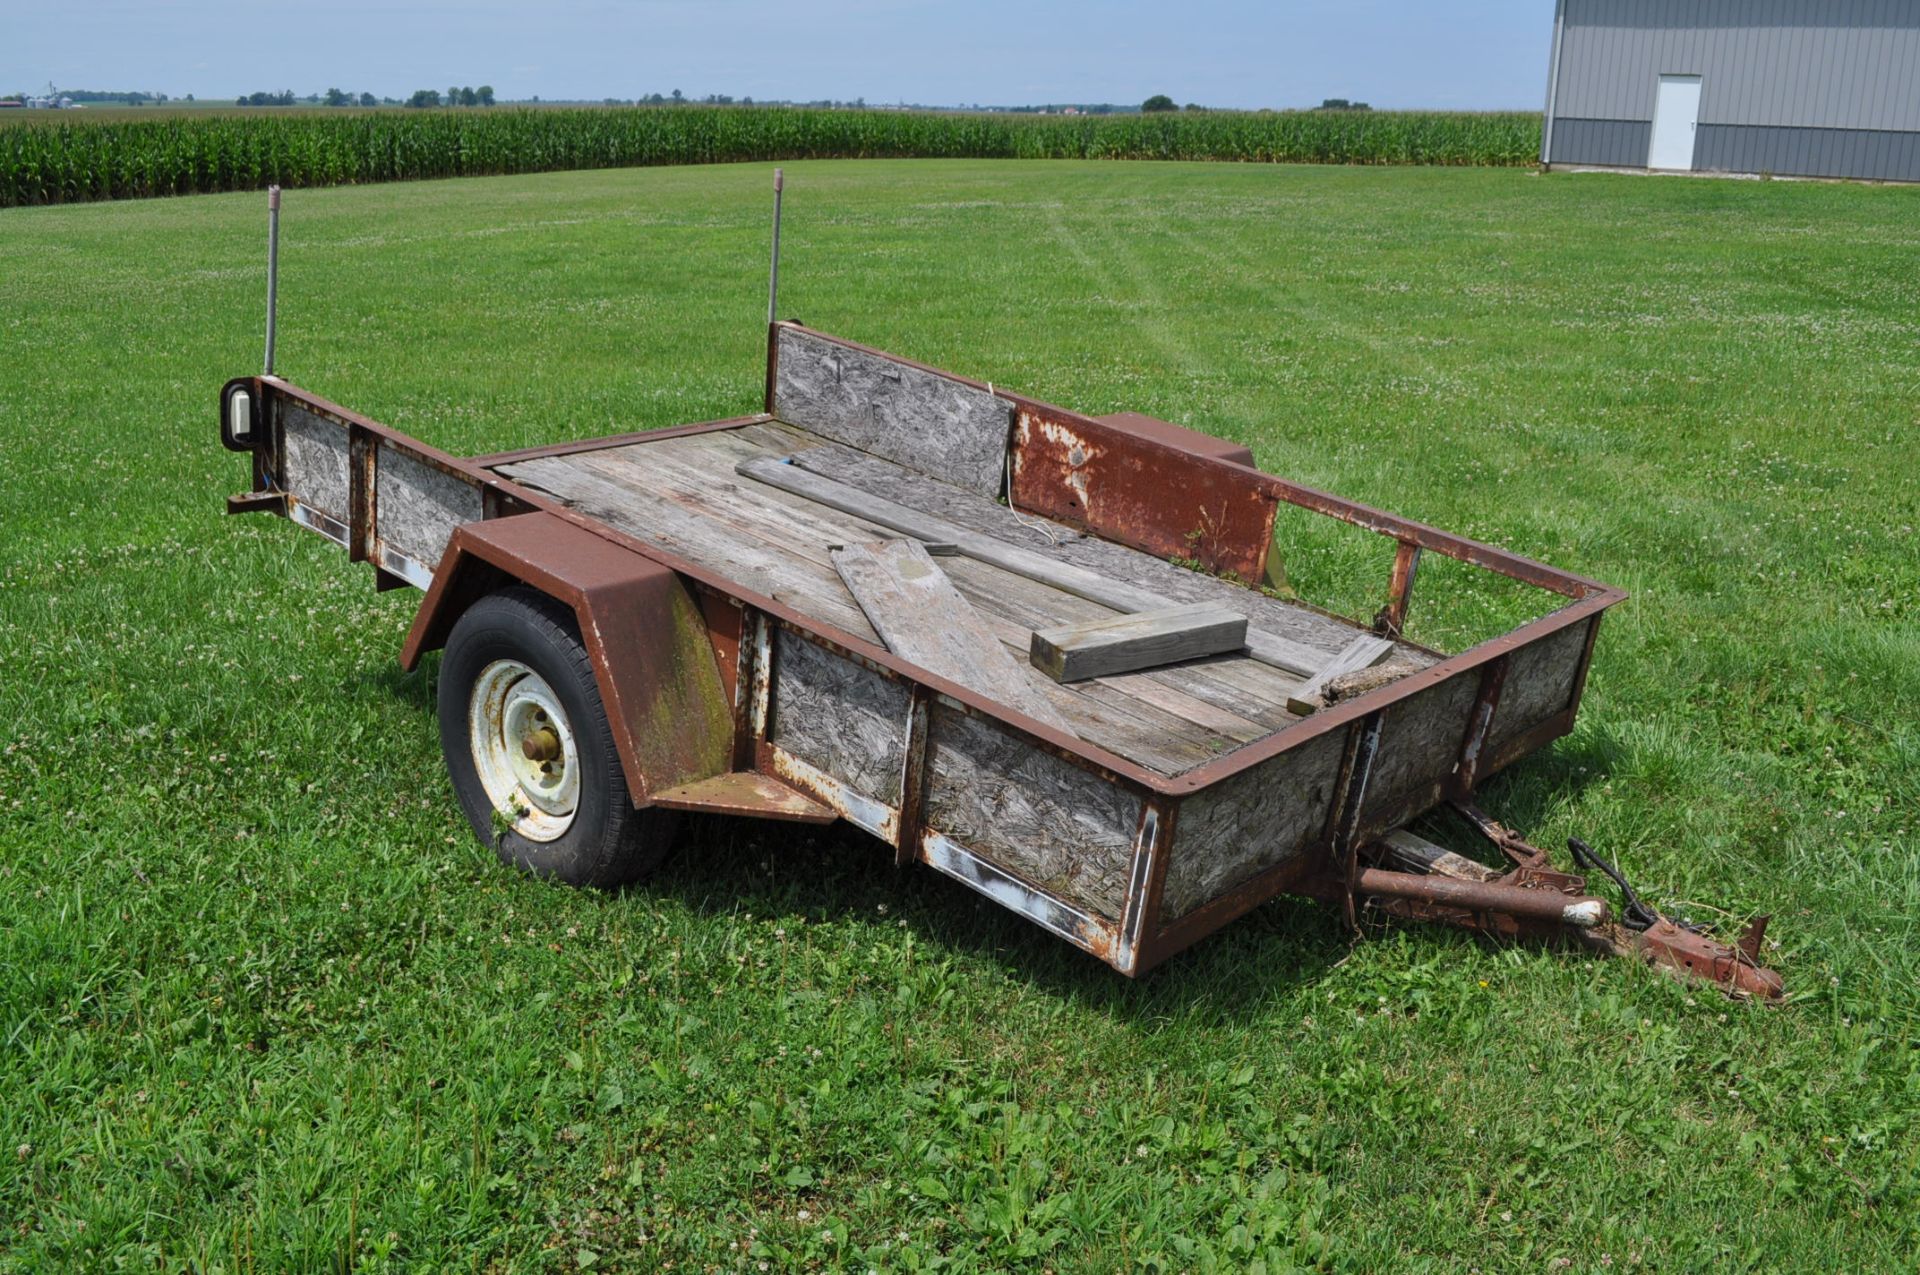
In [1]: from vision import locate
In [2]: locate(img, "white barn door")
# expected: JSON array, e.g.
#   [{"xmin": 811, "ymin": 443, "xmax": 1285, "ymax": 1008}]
[{"xmin": 1648, "ymin": 75, "xmax": 1702, "ymax": 170}]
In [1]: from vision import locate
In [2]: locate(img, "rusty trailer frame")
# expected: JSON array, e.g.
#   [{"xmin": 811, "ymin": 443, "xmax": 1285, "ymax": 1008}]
[
  {"xmin": 220, "ymin": 312, "xmax": 1666, "ymax": 979},
  {"xmin": 220, "ymin": 317, "xmax": 1779, "ymax": 996}
]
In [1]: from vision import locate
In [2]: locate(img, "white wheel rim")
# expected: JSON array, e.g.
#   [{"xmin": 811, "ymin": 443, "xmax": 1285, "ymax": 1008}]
[{"xmin": 468, "ymin": 659, "xmax": 580, "ymax": 842}]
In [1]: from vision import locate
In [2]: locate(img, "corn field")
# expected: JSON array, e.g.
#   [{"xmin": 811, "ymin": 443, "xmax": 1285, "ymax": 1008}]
[{"xmin": 0, "ymin": 107, "xmax": 1542, "ymax": 208}]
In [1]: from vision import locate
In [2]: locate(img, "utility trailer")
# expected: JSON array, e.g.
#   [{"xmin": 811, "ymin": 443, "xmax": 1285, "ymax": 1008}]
[{"xmin": 217, "ymin": 189, "xmax": 1781, "ymax": 997}]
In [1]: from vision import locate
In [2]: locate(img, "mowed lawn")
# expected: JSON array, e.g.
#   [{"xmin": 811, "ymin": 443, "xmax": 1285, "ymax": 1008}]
[{"xmin": 2, "ymin": 159, "xmax": 1916, "ymax": 1271}]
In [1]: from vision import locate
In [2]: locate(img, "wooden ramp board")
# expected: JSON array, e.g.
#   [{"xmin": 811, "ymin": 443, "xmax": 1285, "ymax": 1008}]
[
  {"xmin": 830, "ymin": 539, "xmax": 1079, "ymax": 737},
  {"xmin": 770, "ymin": 432, "xmax": 1432, "ymax": 674},
  {"xmin": 1031, "ymin": 603, "xmax": 1248, "ymax": 684},
  {"xmin": 737, "ymin": 454, "xmax": 1331, "ymax": 678},
  {"xmin": 1286, "ymin": 633, "xmax": 1396, "ymax": 715}
]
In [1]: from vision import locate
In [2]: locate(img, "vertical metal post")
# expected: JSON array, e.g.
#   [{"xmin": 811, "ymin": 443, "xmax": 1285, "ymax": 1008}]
[
  {"xmin": 1331, "ymin": 712, "xmax": 1386, "ymax": 932},
  {"xmin": 1380, "ymin": 541, "xmax": 1422, "ymax": 637},
  {"xmin": 766, "ymin": 168, "xmax": 784, "ymax": 326},
  {"xmin": 1541, "ymin": 0, "xmax": 1567, "ymax": 166},
  {"xmin": 893, "ymin": 685, "xmax": 932, "ymax": 868},
  {"xmin": 264, "ymin": 185, "xmax": 282, "ymax": 376}
]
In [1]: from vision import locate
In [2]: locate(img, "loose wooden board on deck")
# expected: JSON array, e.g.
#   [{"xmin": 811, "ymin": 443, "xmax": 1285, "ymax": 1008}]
[
  {"xmin": 1031, "ymin": 603, "xmax": 1248, "ymax": 683},
  {"xmin": 830, "ymin": 539, "xmax": 1079, "ymax": 737},
  {"xmin": 739, "ymin": 453, "xmax": 1335, "ymax": 678},
  {"xmin": 1286, "ymin": 633, "xmax": 1397, "ymax": 715}
]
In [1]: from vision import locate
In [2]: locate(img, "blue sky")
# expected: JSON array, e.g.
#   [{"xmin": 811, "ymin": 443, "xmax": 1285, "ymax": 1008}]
[{"xmin": 5, "ymin": 1, "xmax": 1554, "ymax": 109}]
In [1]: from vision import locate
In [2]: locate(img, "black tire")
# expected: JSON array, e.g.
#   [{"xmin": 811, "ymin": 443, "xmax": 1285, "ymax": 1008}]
[{"xmin": 437, "ymin": 586, "xmax": 679, "ymax": 888}]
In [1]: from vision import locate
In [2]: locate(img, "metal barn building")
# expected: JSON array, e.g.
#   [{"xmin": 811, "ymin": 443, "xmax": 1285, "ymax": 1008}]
[{"xmin": 1541, "ymin": 0, "xmax": 1920, "ymax": 181}]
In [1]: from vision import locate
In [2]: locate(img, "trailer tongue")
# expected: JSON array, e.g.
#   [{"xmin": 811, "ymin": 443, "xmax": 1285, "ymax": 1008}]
[
  {"xmin": 218, "ymin": 183, "xmax": 1782, "ymax": 999},
  {"xmin": 1342, "ymin": 807, "xmax": 1782, "ymax": 999}
]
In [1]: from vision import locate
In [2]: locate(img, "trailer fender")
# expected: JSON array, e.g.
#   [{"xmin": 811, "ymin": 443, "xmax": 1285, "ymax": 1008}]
[{"xmin": 401, "ymin": 512, "xmax": 733, "ymax": 805}]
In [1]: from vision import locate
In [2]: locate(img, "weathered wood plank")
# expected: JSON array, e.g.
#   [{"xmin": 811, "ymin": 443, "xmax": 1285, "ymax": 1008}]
[
  {"xmin": 785, "ymin": 441, "xmax": 1388, "ymax": 662},
  {"xmin": 773, "ymin": 327, "xmax": 1012, "ymax": 498},
  {"xmin": 1031, "ymin": 603, "xmax": 1247, "ymax": 684},
  {"xmin": 576, "ymin": 445, "xmax": 891, "ymax": 575},
  {"xmin": 957, "ymin": 593, "xmax": 1251, "ymax": 774},
  {"xmin": 728, "ymin": 419, "xmax": 830, "ymax": 458},
  {"xmin": 831, "ymin": 539, "xmax": 1077, "ymax": 737},
  {"xmin": 499, "ymin": 454, "xmax": 882, "ymax": 643},
  {"xmin": 1376, "ymin": 830, "xmax": 1501, "ymax": 883},
  {"xmin": 1285, "ymin": 634, "xmax": 1396, "ymax": 715},
  {"xmin": 737, "ymin": 454, "xmax": 1333, "ymax": 678},
  {"xmin": 939, "ymin": 558, "xmax": 1303, "ymax": 732}
]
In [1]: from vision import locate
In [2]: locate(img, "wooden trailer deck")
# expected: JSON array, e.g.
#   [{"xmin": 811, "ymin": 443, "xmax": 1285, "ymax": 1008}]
[{"xmin": 492, "ymin": 419, "xmax": 1438, "ymax": 778}]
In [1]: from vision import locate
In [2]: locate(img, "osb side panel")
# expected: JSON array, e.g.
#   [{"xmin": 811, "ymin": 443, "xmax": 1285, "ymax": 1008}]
[
  {"xmin": 1354, "ymin": 673, "xmax": 1481, "ymax": 838},
  {"xmin": 377, "ymin": 447, "xmax": 483, "ymax": 572},
  {"xmin": 1162, "ymin": 728, "xmax": 1346, "ymax": 919},
  {"xmin": 281, "ymin": 405, "xmax": 350, "ymax": 521},
  {"xmin": 1485, "ymin": 621, "xmax": 1589, "ymax": 758},
  {"xmin": 769, "ymin": 630, "xmax": 909, "ymax": 807},
  {"xmin": 774, "ymin": 327, "xmax": 1011, "ymax": 499},
  {"xmin": 923, "ymin": 707, "xmax": 1143, "ymax": 921}
]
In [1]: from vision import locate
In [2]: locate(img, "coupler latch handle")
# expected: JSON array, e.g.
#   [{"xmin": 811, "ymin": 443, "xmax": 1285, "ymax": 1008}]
[{"xmin": 1559, "ymin": 834, "xmax": 1783, "ymax": 1000}]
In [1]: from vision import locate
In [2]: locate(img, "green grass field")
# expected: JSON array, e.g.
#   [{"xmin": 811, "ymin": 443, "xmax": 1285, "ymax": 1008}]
[{"xmin": 2, "ymin": 160, "xmax": 1916, "ymax": 1271}]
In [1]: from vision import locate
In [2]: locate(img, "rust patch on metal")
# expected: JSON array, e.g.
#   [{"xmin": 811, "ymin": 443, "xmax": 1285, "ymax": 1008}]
[
  {"xmin": 699, "ymin": 589, "xmax": 743, "ymax": 707},
  {"xmin": 1346, "ymin": 812, "xmax": 1786, "ymax": 1000},
  {"xmin": 1009, "ymin": 403, "xmax": 1277, "ymax": 582},
  {"xmin": 1376, "ymin": 541, "xmax": 1422, "ymax": 637},
  {"xmin": 1356, "ymin": 866, "xmax": 1608, "ymax": 927},
  {"xmin": 1078, "ymin": 917, "xmax": 1123, "ymax": 968},
  {"xmin": 1591, "ymin": 917, "xmax": 1784, "ymax": 999},
  {"xmin": 1450, "ymin": 654, "xmax": 1510, "ymax": 797},
  {"xmin": 764, "ymin": 742, "xmax": 898, "ymax": 843},
  {"xmin": 226, "ymin": 490, "xmax": 286, "ymax": 515}
]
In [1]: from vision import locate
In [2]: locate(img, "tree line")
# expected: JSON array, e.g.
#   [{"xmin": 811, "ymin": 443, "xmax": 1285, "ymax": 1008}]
[
  {"xmin": 233, "ymin": 87, "xmax": 495, "ymax": 108},
  {"xmin": 406, "ymin": 86, "xmax": 496, "ymax": 108}
]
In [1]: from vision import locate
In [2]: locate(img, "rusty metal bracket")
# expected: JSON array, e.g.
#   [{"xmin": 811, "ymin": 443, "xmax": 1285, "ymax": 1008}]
[
  {"xmin": 1451, "ymin": 798, "xmax": 1549, "ymax": 870},
  {"xmin": 1584, "ymin": 915, "xmax": 1783, "ymax": 1000},
  {"xmin": 1330, "ymin": 712, "xmax": 1387, "ymax": 931},
  {"xmin": 1374, "ymin": 541, "xmax": 1422, "ymax": 637}
]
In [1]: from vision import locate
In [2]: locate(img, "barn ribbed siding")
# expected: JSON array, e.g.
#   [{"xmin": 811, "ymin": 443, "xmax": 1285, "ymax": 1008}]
[{"xmin": 1542, "ymin": 0, "xmax": 1920, "ymax": 179}]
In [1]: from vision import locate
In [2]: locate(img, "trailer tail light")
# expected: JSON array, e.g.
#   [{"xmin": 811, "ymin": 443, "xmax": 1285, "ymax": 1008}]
[{"xmin": 221, "ymin": 382, "xmax": 257, "ymax": 451}]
